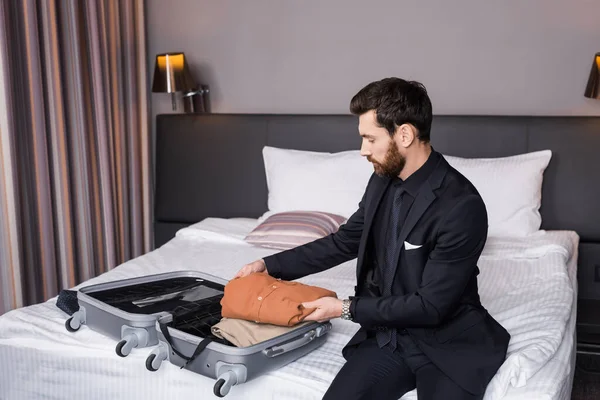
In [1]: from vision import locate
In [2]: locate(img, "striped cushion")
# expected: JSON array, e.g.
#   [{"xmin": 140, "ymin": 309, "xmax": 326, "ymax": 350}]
[{"xmin": 245, "ymin": 211, "xmax": 347, "ymax": 250}]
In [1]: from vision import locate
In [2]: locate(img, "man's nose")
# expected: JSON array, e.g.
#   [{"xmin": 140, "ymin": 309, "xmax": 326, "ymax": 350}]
[{"xmin": 360, "ymin": 144, "xmax": 370, "ymax": 157}]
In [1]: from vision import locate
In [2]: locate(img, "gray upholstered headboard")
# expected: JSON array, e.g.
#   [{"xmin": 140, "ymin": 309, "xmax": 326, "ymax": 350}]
[{"xmin": 154, "ymin": 113, "xmax": 600, "ymax": 299}]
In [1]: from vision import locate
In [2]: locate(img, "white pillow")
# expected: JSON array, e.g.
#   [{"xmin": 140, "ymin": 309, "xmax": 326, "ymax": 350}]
[
  {"xmin": 262, "ymin": 146, "xmax": 373, "ymax": 219},
  {"xmin": 443, "ymin": 150, "xmax": 552, "ymax": 237}
]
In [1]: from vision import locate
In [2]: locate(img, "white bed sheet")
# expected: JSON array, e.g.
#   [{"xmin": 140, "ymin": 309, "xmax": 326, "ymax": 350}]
[{"xmin": 0, "ymin": 218, "xmax": 578, "ymax": 400}]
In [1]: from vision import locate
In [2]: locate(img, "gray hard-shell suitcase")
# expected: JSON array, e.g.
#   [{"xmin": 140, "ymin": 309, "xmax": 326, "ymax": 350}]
[
  {"xmin": 145, "ymin": 285, "xmax": 332, "ymax": 397},
  {"xmin": 64, "ymin": 271, "xmax": 226, "ymax": 358}
]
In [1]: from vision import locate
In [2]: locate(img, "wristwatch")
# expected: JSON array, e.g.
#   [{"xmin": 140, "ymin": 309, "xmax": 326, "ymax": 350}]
[{"xmin": 341, "ymin": 298, "xmax": 353, "ymax": 321}]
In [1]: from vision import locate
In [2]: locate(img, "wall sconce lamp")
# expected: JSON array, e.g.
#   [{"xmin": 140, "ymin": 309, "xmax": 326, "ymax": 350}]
[
  {"xmin": 151, "ymin": 52, "xmax": 196, "ymax": 110},
  {"xmin": 584, "ymin": 52, "xmax": 600, "ymax": 99}
]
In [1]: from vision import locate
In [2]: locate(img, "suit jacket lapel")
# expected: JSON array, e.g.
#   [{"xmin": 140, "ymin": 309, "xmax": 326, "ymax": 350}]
[
  {"xmin": 388, "ymin": 156, "xmax": 450, "ymax": 281},
  {"xmin": 397, "ymin": 156, "xmax": 449, "ymax": 250},
  {"xmin": 397, "ymin": 182, "xmax": 436, "ymax": 248},
  {"xmin": 382, "ymin": 183, "xmax": 435, "ymax": 285}
]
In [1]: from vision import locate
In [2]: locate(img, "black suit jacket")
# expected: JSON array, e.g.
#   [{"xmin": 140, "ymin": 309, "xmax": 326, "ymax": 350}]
[{"xmin": 264, "ymin": 155, "xmax": 510, "ymax": 395}]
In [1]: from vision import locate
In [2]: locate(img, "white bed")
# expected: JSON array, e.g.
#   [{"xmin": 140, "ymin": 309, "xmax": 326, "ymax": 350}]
[{"xmin": 0, "ymin": 217, "xmax": 578, "ymax": 400}]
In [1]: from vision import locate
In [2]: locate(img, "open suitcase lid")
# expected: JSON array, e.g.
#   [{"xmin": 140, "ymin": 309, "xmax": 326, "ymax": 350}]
[{"xmin": 78, "ymin": 270, "xmax": 227, "ymax": 316}]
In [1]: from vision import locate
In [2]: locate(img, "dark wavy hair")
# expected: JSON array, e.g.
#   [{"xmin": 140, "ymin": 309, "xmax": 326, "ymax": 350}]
[{"xmin": 349, "ymin": 77, "xmax": 433, "ymax": 142}]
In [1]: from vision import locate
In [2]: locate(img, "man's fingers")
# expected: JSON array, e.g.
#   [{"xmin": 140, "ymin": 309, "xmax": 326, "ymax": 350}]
[
  {"xmin": 303, "ymin": 309, "xmax": 321, "ymax": 321},
  {"xmin": 234, "ymin": 267, "xmax": 249, "ymax": 279},
  {"xmin": 302, "ymin": 301, "xmax": 316, "ymax": 309},
  {"xmin": 307, "ymin": 310, "xmax": 328, "ymax": 323}
]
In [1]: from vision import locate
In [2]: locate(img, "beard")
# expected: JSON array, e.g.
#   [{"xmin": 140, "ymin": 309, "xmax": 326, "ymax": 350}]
[{"xmin": 368, "ymin": 141, "xmax": 406, "ymax": 178}]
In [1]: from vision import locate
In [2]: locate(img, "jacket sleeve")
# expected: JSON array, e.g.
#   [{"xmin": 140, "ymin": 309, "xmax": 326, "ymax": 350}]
[
  {"xmin": 263, "ymin": 176, "xmax": 373, "ymax": 281},
  {"xmin": 352, "ymin": 194, "xmax": 488, "ymax": 328}
]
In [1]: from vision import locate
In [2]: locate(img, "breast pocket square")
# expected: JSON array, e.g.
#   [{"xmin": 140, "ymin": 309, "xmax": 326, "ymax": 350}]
[{"xmin": 404, "ymin": 241, "xmax": 423, "ymax": 250}]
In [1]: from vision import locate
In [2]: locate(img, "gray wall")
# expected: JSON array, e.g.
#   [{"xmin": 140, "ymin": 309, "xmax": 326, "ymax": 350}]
[{"xmin": 146, "ymin": 0, "xmax": 600, "ymax": 116}]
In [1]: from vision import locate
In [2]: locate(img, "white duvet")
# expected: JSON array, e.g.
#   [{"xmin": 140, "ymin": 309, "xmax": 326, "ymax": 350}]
[{"xmin": 0, "ymin": 218, "xmax": 578, "ymax": 400}]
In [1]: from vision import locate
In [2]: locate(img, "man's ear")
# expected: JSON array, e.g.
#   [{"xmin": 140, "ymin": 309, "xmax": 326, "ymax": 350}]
[{"xmin": 396, "ymin": 123, "xmax": 416, "ymax": 148}]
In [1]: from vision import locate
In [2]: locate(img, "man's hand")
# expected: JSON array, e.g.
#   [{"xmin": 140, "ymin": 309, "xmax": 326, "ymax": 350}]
[
  {"xmin": 234, "ymin": 259, "xmax": 267, "ymax": 279},
  {"xmin": 301, "ymin": 297, "xmax": 343, "ymax": 323}
]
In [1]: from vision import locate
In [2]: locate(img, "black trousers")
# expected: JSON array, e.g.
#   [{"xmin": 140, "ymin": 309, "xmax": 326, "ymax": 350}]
[{"xmin": 322, "ymin": 332, "xmax": 484, "ymax": 400}]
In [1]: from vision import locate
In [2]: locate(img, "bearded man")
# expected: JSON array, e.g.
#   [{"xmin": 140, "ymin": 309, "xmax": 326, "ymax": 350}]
[{"xmin": 236, "ymin": 77, "xmax": 510, "ymax": 400}]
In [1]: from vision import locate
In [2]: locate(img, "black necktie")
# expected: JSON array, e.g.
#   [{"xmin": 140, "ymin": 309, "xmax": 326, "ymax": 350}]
[{"xmin": 377, "ymin": 185, "xmax": 404, "ymax": 350}]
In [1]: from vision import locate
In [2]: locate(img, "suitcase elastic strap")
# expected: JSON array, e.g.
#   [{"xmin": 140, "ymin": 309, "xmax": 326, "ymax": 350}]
[{"xmin": 159, "ymin": 323, "xmax": 212, "ymax": 369}]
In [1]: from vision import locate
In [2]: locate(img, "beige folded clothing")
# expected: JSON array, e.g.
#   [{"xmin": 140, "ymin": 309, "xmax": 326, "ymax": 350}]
[{"xmin": 211, "ymin": 317, "xmax": 311, "ymax": 347}]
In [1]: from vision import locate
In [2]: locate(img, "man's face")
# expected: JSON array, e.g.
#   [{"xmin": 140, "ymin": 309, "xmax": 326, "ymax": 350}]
[{"xmin": 359, "ymin": 110, "xmax": 406, "ymax": 178}]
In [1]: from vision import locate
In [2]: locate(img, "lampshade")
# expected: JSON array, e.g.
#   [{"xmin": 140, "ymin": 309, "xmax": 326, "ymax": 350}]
[
  {"xmin": 152, "ymin": 53, "xmax": 196, "ymax": 110},
  {"xmin": 584, "ymin": 52, "xmax": 600, "ymax": 99}
]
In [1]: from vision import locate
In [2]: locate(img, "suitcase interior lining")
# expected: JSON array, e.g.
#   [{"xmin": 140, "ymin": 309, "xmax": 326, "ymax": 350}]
[
  {"xmin": 86, "ymin": 277, "xmax": 224, "ymax": 314},
  {"xmin": 85, "ymin": 277, "xmax": 233, "ymax": 345}
]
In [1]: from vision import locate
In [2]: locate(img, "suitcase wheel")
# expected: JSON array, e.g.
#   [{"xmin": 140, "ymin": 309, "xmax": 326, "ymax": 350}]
[
  {"xmin": 145, "ymin": 353, "xmax": 163, "ymax": 372},
  {"xmin": 145, "ymin": 344, "xmax": 168, "ymax": 372},
  {"xmin": 65, "ymin": 317, "xmax": 80, "ymax": 332},
  {"xmin": 214, "ymin": 370, "xmax": 238, "ymax": 397},
  {"xmin": 146, "ymin": 354, "xmax": 157, "ymax": 371},
  {"xmin": 213, "ymin": 379, "xmax": 226, "ymax": 398},
  {"xmin": 116, "ymin": 332, "xmax": 141, "ymax": 358},
  {"xmin": 116, "ymin": 339, "xmax": 133, "ymax": 357}
]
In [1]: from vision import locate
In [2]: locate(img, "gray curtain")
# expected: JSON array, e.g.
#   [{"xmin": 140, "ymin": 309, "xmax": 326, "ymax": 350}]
[{"xmin": 0, "ymin": 0, "xmax": 151, "ymax": 315}]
